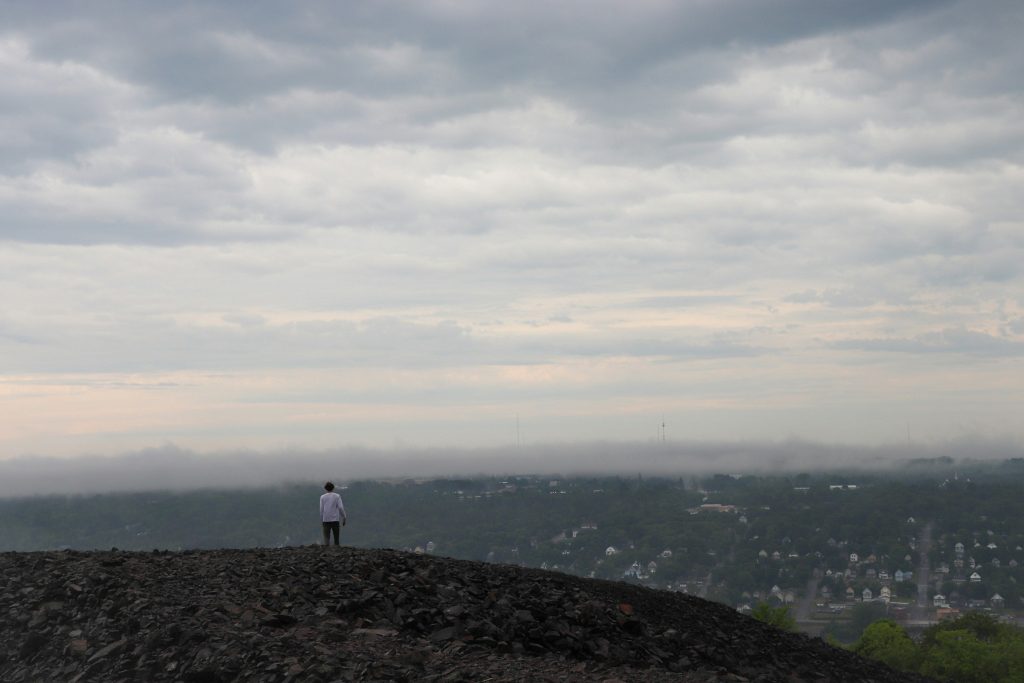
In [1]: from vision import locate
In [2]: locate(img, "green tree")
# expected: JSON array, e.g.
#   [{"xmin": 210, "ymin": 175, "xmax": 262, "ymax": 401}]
[
  {"xmin": 919, "ymin": 629, "xmax": 999, "ymax": 683},
  {"xmin": 751, "ymin": 603, "xmax": 796, "ymax": 632},
  {"xmin": 852, "ymin": 619, "xmax": 918, "ymax": 672}
]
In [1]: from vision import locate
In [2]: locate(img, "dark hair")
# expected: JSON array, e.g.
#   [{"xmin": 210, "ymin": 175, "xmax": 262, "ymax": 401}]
[{"xmin": 324, "ymin": 481, "xmax": 335, "ymax": 491}]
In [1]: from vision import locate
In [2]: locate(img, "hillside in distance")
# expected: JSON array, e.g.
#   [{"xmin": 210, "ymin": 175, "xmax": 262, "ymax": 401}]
[{"xmin": 0, "ymin": 546, "xmax": 930, "ymax": 682}]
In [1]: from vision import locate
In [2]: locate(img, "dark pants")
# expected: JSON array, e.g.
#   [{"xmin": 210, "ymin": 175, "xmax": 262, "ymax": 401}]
[{"xmin": 322, "ymin": 521, "xmax": 340, "ymax": 545}]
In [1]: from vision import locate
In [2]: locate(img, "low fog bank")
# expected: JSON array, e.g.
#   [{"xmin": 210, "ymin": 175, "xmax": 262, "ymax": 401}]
[{"xmin": 1, "ymin": 437, "xmax": 1021, "ymax": 498}]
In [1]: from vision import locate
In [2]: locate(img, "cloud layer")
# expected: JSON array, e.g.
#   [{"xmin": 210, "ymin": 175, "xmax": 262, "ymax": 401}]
[{"xmin": 1, "ymin": 1, "xmax": 1022, "ymax": 459}]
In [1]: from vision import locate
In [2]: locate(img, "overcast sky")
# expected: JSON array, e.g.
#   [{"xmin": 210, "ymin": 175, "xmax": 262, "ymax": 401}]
[{"xmin": 1, "ymin": 1, "xmax": 1022, "ymax": 464}]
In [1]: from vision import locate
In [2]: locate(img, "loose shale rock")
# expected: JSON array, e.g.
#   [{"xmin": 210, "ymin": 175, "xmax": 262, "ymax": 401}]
[{"xmin": 0, "ymin": 546, "xmax": 933, "ymax": 682}]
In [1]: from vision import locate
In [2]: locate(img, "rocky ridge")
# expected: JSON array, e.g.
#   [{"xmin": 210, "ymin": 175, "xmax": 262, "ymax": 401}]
[{"xmin": 1, "ymin": 546, "xmax": 932, "ymax": 682}]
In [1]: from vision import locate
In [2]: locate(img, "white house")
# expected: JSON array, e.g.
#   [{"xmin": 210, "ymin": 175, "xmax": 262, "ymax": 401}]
[
  {"xmin": 934, "ymin": 594, "xmax": 948, "ymax": 608},
  {"xmin": 605, "ymin": 546, "xmax": 619, "ymax": 556},
  {"xmin": 862, "ymin": 588, "xmax": 873, "ymax": 601},
  {"xmin": 970, "ymin": 571, "xmax": 982, "ymax": 583}
]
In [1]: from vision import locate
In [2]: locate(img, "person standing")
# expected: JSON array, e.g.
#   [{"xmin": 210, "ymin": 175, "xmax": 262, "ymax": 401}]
[{"xmin": 319, "ymin": 481, "xmax": 346, "ymax": 546}]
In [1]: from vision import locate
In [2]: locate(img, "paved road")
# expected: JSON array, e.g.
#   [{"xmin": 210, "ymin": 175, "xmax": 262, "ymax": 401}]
[
  {"xmin": 698, "ymin": 569, "xmax": 713, "ymax": 598},
  {"xmin": 913, "ymin": 521, "xmax": 934, "ymax": 618},
  {"xmin": 795, "ymin": 573, "xmax": 821, "ymax": 621}
]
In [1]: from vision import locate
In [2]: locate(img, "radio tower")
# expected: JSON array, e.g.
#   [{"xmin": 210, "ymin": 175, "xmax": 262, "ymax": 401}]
[{"xmin": 661, "ymin": 415, "xmax": 666, "ymax": 443}]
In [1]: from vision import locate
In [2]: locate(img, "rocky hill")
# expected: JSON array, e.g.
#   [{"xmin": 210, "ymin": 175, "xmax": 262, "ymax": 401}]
[{"xmin": 1, "ymin": 546, "xmax": 932, "ymax": 682}]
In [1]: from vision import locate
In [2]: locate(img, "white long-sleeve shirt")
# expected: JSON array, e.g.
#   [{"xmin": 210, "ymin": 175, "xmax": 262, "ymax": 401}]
[{"xmin": 319, "ymin": 491, "xmax": 347, "ymax": 522}]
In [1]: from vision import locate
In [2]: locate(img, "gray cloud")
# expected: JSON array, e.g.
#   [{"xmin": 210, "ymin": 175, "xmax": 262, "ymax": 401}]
[
  {"xmin": 0, "ymin": 1, "xmax": 1022, "ymax": 457},
  {"xmin": 834, "ymin": 326, "xmax": 1024, "ymax": 357}
]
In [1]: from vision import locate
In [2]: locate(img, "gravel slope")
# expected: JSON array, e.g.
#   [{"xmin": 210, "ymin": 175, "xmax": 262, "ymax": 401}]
[{"xmin": 0, "ymin": 546, "xmax": 934, "ymax": 682}]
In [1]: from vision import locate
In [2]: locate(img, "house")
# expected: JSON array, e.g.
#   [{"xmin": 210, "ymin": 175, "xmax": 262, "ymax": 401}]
[
  {"xmin": 846, "ymin": 587, "xmax": 856, "ymax": 600},
  {"xmin": 862, "ymin": 588, "xmax": 873, "ymax": 601},
  {"xmin": 623, "ymin": 561, "xmax": 643, "ymax": 578},
  {"xmin": 954, "ymin": 542, "xmax": 965, "ymax": 555},
  {"xmin": 970, "ymin": 572, "xmax": 982, "ymax": 583},
  {"xmin": 689, "ymin": 503, "xmax": 738, "ymax": 514},
  {"xmin": 758, "ymin": 549, "xmax": 768, "ymax": 558},
  {"xmin": 988, "ymin": 542, "xmax": 998, "ymax": 550},
  {"xmin": 425, "ymin": 541, "xmax": 436, "ymax": 553},
  {"xmin": 907, "ymin": 516, "xmax": 916, "ymax": 524},
  {"xmin": 660, "ymin": 549, "xmax": 673, "ymax": 558},
  {"xmin": 866, "ymin": 568, "xmax": 877, "ymax": 579},
  {"xmin": 605, "ymin": 546, "xmax": 620, "ymax": 556},
  {"xmin": 936, "ymin": 607, "xmax": 961, "ymax": 621},
  {"xmin": 934, "ymin": 594, "xmax": 948, "ymax": 608},
  {"xmin": 878, "ymin": 570, "xmax": 890, "ymax": 581},
  {"xmin": 772, "ymin": 551, "xmax": 782, "ymax": 561},
  {"xmin": 849, "ymin": 553, "xmax": 859, "ymax": 564},
  {"xmin": 880, "ymin": 586, "xmax": 891, "ymax": 603},
  {"xmin": 992, "ymin": 558, "xmax": 1001, "ymax": 568},
  {"xmin": 647, "ymin": 561, "xmax": 658, "ymax": 574},
  {"xmin": 991, "ymin": 594, "xmax": 1005, "ymax": 609},
  {"xmin": 738, "ymin": 515, "xmax": 748, "ymax": 524}
]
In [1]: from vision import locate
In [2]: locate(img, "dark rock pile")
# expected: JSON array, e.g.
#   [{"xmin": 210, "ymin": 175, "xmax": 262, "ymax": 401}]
[{"xmin": 1, "ymin": 546, "xmax": 931, "ymax": 682}]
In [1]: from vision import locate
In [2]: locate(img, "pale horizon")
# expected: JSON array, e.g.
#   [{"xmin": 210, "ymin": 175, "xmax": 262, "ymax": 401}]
[{"xmin": 2, "ymin": 436, "xmax": 1022, "ymax": 498}]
